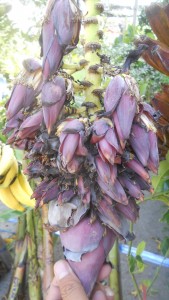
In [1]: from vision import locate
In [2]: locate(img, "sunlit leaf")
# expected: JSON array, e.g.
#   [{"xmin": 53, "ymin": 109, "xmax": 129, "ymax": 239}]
[
  {"xmin": 136, "ymin": 241, "xmax": 146, "ymax": 256},
  {"xmin": 134, "ymin": 255, "xmax": 145, "ymax": 274}
]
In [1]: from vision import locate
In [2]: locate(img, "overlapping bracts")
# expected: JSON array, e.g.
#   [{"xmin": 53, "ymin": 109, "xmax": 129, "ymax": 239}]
[{"xmin": 4, "ymin": 0, "xmax": 159, "ymax": 296}]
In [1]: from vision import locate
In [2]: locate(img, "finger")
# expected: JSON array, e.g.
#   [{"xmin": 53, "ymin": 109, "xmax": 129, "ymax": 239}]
[
  {"xmin": 54, "ymin": 260, "xmax": 88, "ymax": 300},
  {"xmin": 46, "ymin": 277, "xmax": 61, "ymax": 300},
  {"xmin": 92, "ymin": 282, "xmax": 114, "ymax": 300},
  {"xmin": 98, "ymin": 263, "xmax": 112, "ymax": 281},
  {"xmin": 92, "ymin": 290, "xmax": 107, "ymax": 300},
  {"xmin": 104, "ymin": 286, "xmax": 114, "ymax": 300}
]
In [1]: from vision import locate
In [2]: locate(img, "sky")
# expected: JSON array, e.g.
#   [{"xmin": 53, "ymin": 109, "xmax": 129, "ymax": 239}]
[{"xmin": 8, "ymin": 0, "xmax": 155, "ymax": 32}]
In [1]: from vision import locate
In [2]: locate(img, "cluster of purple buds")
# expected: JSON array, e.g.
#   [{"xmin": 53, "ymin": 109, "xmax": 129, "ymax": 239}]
[
  {"xmin": 4, "ymin": 1, "xmax": 159, "ymax": 296},
  {"xmin": 10, "ymin": 74, "xmax": 159, "ymax": 295},
  {"xmin": 41, "ymin": 0, "xmax": 81, "ymax": 80},
  {"xmin": 5, "ymin": 71, "xmax": 159, "ymax": 295}
]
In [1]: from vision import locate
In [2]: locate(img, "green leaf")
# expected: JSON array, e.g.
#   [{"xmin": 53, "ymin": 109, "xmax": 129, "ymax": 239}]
[
  {"xmin": 134, "ymin": 255, "xmax": 145, "ymax": 274},
  {"xmin": 0, "ymin": 132, "xmax": 6, "ymax": 142},
  {"xmin": 14, "ymin": 149, "xmax": 24, "ymax": 162},
  {"xmin": 129, "ymin": 255, "xmax": 136, "ymax": 273},
  {"xmin": 161, "ymin": 237, "xmax": 169, "ymax": 256},
  {"xmin": 152, "ymin": 154, "xmax": 169, "ymax": 193},
  {"xmin": 0, "ymin": 209, "xmax": 21, "ymax": 221},
  {"xmin": 141, "ymin": 279, "xmax": 152, "ymax": 288},
  {"xmin": 160, "ymin": 209, "xmax": 169, "ymax": 224},
  {"xmin": 136, "ymin": 241, "xmax": 146, "ymax": 256},
  {"xmin": 152, "ymin": 194, "xmax": 169, "ymax": 205}
]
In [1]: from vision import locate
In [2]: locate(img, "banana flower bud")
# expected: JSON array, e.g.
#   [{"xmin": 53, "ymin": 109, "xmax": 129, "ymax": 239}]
[
  {"xmin": 59, "ymin": 217, "xmax": 116, "ymax": 296},
  {"xmin": 97, "ymin": 176, "xmax": 128, "ymax": 205},
  {"xmin": 115, "ymin": 198, "xmax": 139, "ymax": 222},
  {"xmin": 6, "ymin": 60, "xmax": 42, "ymax": 119},
  {"xmin": 58, "ymin": 119, "xmax": 88, "ymax": 168},
  {"xmin": 95, "ymin": 156, "xmax": 117, "ymax": 185},
  {"xmin": 51, "ymin": 0, "xmax": 81, "ymax": 48},
  {"xmin": 91, "ymin": 118, "xmax": 122, "ymax": 164},
  {"xmin": 41, "ymin": 76, "xmax": 66, "ymax": 133},
  {"xmin": 130, "ymin": 123, "xmax": 150, "ymax": 166},
  {"xmin": 17, "ymin": 110, "xmax": 43, "ymax": 140},
  {"xmin": 104, "ymin": 75, "xmax": 127, "ymax": 113}
]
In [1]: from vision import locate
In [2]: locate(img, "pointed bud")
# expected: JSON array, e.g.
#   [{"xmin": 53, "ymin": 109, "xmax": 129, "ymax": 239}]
[
  {"xmin": 125, "ymin": 158, "xmax": 150, "ymax": 183},
  {"xmin": 114, "ymin": 91, "xmax": 137, "ymax": 142},
  {"xmin": 115, "ymin": 198, "xmax": 139, "ymax": 222},
  {"xmin": 95, "ymin": 156, "xmax": 111, "ymax": 184},
  {"xmin": 113, "ymin": 111, "xmax": 125, "ymax": 149},
  {"xmin": 148, "ymin": 130, "xmax": 159, "ymax": 171},
  {"xmin": 60, "ymin": 133, "xmax": 79, "ymax": 167},
  {"xmin": 98, "ymin": 138, "xmax": 116, "ymax": 165},
  {"xmin": 42, "ymin": 76, "xmax": 66, "ymax": 133},
  {"xmin": 90, "ymin": 118, "xmax": 112, "ymax": 144},
  {"xmin": 31, "ymin": 179, "xmax": 50, "ymax": 200},
  {"xmin": 17, "ymin": 110, "xmax": 43, "ymax": 140},
  {"xmin": 119, "ymin": 174, "xmax": 144, "ymax": 200},
  {"xmin": 51, "ymin": 0, "xmax": 81, "ymax": 48},
  {"xmin": 104, "ymin": 75, "xmax": 126, "ymax": 113},
  {"xmin": 97, "ymin": 177, "xmax": 128, "ymax": 205},
  {"xmin": 42, "ymin": 184, "xmax": 59, "ymax": 204},
  {"xmin": 42, "ymin": 20, "xmax": 64, "ymax": 80},
  {"xmin": 6, "ymin": 84, "xmax": 35, "ymax": 120},
  {"xmin": 105, "ymin": 128, "xmax": 123, "ymax": 154},
  {"xmin": 130, "ymin": 123, "xmax": 150, "ymax": 166},
  {"xmin": 134, "ymin": 174, "xmax": 153, "ymax": 193},
  {"xmin": 3, "ymin": 111, "xmax": 24, "ymax": 134}
]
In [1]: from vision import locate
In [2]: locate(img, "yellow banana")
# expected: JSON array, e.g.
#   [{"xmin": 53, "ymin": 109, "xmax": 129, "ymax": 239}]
[
  {"xmin": 0, "ymin": 187, "xmax": 25, "ymax": 212},
  {"xmin": 10, "ymin": 177, "xmax": 35, "ymax": 207},
  {"xmin": 0, "ymin": 144, "xmax": 16, "ymax": 177},
  {"xmin": 0, "ymin": 158, "xmax": 18, "ymax": 188},
  {"xmin": 17, "ymin": 171, "xmax": 33, "ymax": 196}
]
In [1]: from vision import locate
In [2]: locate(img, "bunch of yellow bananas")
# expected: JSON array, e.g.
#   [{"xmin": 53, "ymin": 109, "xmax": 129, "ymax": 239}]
[{"xmin": 0, "ymin": 142, "xmax": 35, "ymax": 211}]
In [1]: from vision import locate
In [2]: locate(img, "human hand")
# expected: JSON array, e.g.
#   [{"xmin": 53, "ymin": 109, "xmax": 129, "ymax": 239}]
[{"xmin": 47, "ymin": 259, "xmax": 114, "ymax": 300}]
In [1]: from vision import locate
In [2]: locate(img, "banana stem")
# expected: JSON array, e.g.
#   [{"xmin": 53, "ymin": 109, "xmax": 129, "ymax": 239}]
[
  {"xmin": 7, "ymin": 213, "xmax": 27, "ymax": 299},
  {"xmin": 13, "ymin": 213, "xmax": 26, "ymax": 266},
  {"xmin": 33, "ymin": 208, "xmax": 44, "ymax": 283},
  {"xmin": 83, "ymin": 0, "xmax": 103, "ymax": 113},
  {"xmin": 26, "ymin": 209, "xmax": 41, "ymax": 300},
  {"xmin": 109, "ymin": 239, "xmax": 122, "ymax": 300},
  {"xmin": 42, "ymin": 204, "xmax": 54, "ymax": 299},
  {"xmin": 7, "ymin": 236, "xmax": 27, "ymax": 300}
]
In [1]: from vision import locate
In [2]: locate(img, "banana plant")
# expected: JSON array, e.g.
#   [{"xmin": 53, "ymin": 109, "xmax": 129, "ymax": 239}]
[{"xmin": 3, "ymin": 0, "xmax": 159, "ymax": 298}]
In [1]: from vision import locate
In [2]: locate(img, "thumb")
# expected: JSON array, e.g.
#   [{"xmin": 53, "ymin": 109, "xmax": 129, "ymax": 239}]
[{"xmin": 54, "ymin": 260, "xmax": 88, "ymax": 300}]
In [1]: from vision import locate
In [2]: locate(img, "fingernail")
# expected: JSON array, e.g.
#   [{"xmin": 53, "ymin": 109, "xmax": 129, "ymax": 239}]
[
  {"xmin": 105, "ymin": 286, "xmax": 114, "ymax": 297},
  {"xmin": 54, "ymin": 260, "xmax": 72, "ymax": 280}
]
